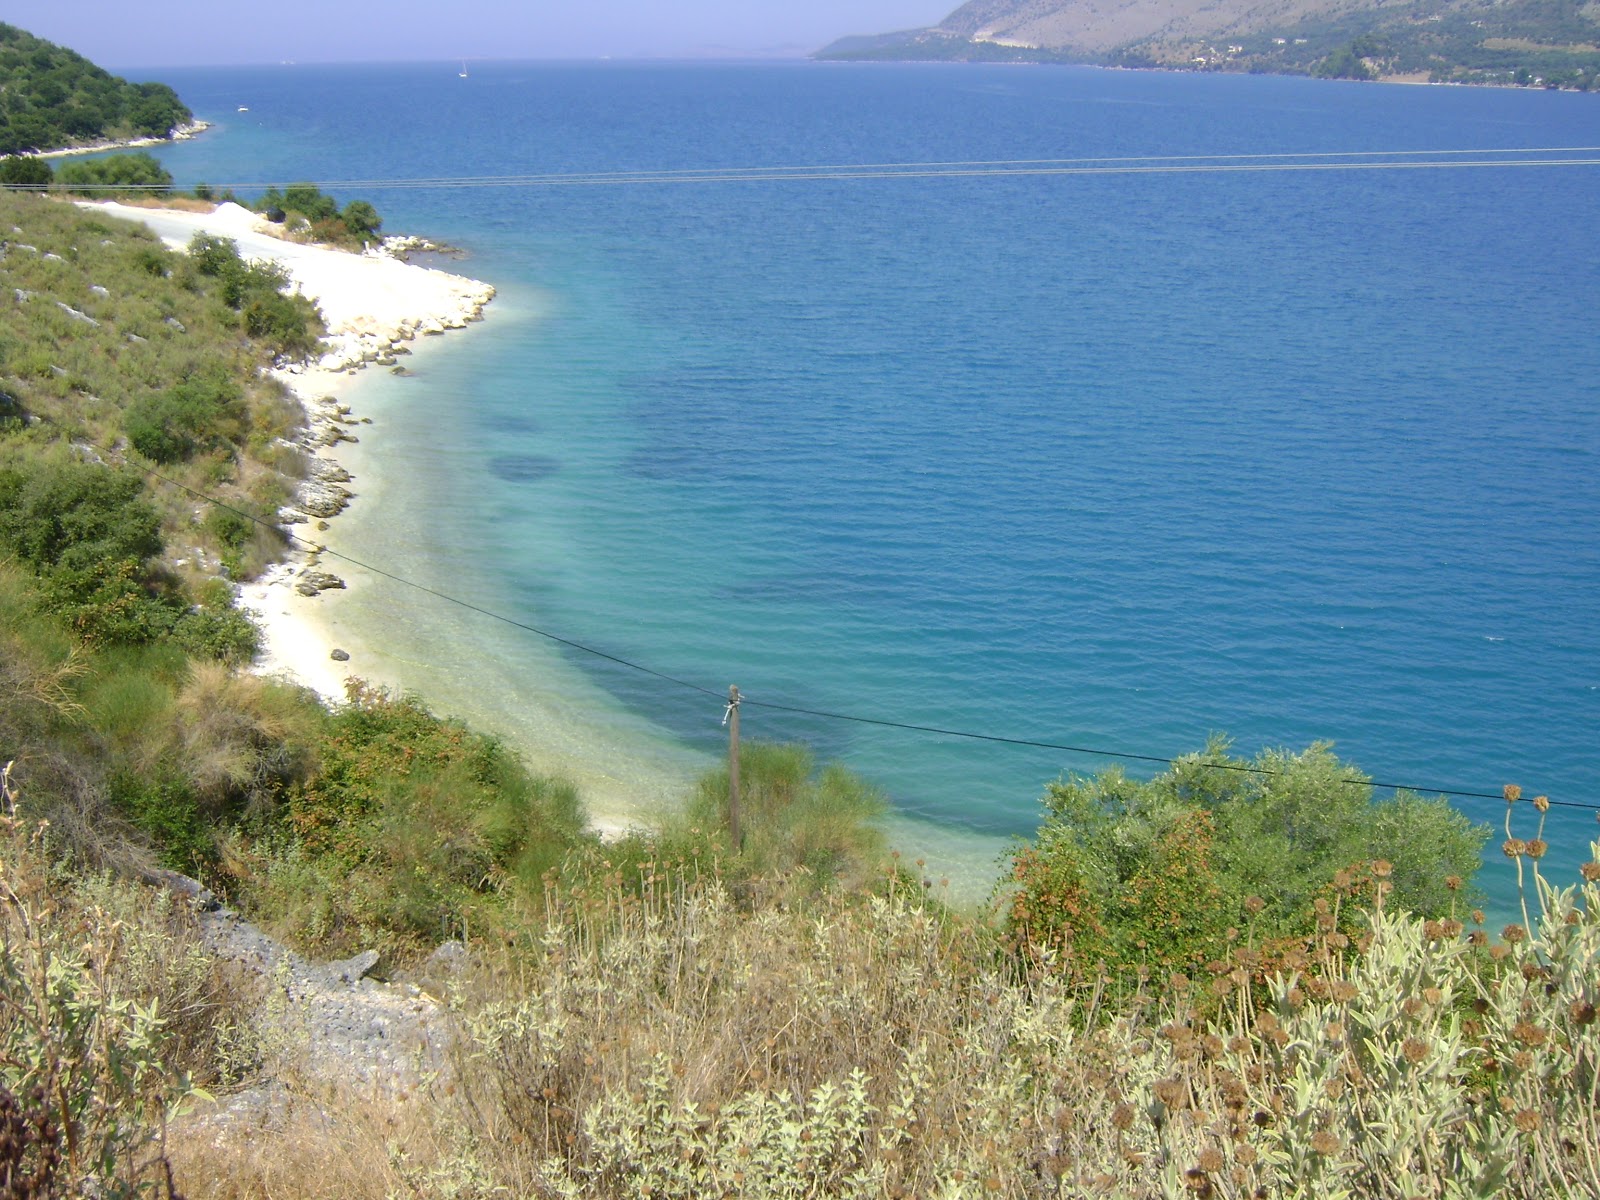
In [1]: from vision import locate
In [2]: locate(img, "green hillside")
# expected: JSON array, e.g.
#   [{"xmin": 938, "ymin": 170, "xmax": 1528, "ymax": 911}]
[{"xmin": 0, "ymin": 21, "xmax": 193, "ymax": 155}]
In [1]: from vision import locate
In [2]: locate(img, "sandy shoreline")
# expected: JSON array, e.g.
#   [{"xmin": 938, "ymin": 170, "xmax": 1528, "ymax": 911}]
[
  {"xmin": 85, "ymin": 201, "xmax": 494, "ymax": 685},
  {"xmin": 87, "ymin": 200, "xmax": 682, "ymax": 840},
  {"xmin": 87, "ymin": 203, "xmax": 585, "ymax": 738}
]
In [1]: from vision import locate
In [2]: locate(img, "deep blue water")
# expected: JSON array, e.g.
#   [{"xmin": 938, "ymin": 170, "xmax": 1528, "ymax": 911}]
[{"xmin": 139, "ymin": 61, "xmax": 1600, "ymax": 909}]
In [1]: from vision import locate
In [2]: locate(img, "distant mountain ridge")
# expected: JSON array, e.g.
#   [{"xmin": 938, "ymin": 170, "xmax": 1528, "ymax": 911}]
[
  {"xmin": 817, "ymin": 0, "xmax": 1600, "ymax": 88},
  {"xmin": 0, "ymin": 22, "xmax": 194, "ymax": 156}
]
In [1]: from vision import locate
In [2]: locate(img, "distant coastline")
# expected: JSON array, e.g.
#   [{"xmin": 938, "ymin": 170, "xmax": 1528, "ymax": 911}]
[{"xmin": 28, "ymin": 119, "xmax": 212, "ymax": 159}]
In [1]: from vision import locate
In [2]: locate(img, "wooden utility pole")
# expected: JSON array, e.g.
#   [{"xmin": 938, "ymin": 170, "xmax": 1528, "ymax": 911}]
[{"xmin": 726, "ymin": 684, "xmax": 742, "ymax": 851}]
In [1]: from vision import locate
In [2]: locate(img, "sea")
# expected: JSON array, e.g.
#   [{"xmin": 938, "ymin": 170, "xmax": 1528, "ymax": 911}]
[{"xmin": 128, "ymin": 60, "xmax": 1600, "ymax": 915}]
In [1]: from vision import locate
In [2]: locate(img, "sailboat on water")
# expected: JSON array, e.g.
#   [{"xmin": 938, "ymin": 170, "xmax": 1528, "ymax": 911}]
[{"xmin": 459, "ymin": 61, "xmax": 469, "ymax": 78}]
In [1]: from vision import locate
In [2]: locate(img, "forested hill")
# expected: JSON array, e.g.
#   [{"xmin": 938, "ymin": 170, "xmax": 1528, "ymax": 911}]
[
  {"xmin": 817, "ymin": 0, "xmax": 1600, "ymax": 89},
  {"xmin": 0, "ymin": 22, "xmax": 193, "ymax": 155}
]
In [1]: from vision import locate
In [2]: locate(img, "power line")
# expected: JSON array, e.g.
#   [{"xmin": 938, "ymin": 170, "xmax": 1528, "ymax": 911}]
[
  {"xmin": 13, "ymin": 145, "xmax": 1600, "ymax": 193},
  {"xmin": 77, "ymin": 439, "xmax": 1600, "ymax": 817}
]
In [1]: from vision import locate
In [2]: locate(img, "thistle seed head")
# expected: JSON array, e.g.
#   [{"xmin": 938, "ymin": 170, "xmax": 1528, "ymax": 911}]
[{"xmin": 1511, "ymin": 1021, "xmax": 1548, "ymax": 1048}]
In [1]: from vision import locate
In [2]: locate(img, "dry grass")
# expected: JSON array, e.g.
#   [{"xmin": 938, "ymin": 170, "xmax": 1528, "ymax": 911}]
[
  {"xmin": 166, "ymin": 1088, "xmax": 445, "ymax": 1200},
  {"xmin": 426, "ymin": 851, "xmax": 1600, "ymax": 1199},
  {"xmin": 3, "ymin": 735, "xmax": 1595, "ymax": 1198}
]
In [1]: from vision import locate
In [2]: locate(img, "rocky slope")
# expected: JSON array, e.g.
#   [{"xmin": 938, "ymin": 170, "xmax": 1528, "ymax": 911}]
[{"xmin": 818, "ymin": 0, "xmax": 1600, "ymax": 87}]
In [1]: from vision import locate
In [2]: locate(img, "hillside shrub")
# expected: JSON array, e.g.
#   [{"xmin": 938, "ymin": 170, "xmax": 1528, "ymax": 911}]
[
  {"xmin": 437, "ymin": 838, "xmax": 1600, "ymax": 1200},
  {"xmin": 685, "ymin": 741, "xmax": 888, "ymax": 891},
  {"xmin": 124, "ymin": 368, "xmax": 245, "ymax": 464},
  {"xmin": 1005, "ymin": 739, "xmax": 1489, "ymax": 984},
  {"xmin": 183, "ymin": 233, "xmax": 320, "ymax": 359},
  {"xmin": 55, "ymin": 151, "xmax": 172, "ymax": 196},
  {"xmin": 228, "ymin": 683, "xmax": 587, "ymax": 955},
  {"xmin": 0, "ymin": 456, "xmax": 161, "ymax": 573},
  {"xmin": 0, "ymin": 813, "xmax": 222, "ymax": 1196}
]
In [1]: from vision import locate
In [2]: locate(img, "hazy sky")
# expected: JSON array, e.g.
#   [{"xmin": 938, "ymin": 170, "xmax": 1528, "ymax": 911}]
[{"xmin": 6, "ymin": 1, "xmax": 952, "ymax": 68}]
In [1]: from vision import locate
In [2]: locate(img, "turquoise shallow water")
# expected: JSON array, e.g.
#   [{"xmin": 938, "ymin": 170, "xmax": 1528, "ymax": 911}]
[{"xmin": 140, "ymin": 61, "xmax": 1600, "ymax": 910}]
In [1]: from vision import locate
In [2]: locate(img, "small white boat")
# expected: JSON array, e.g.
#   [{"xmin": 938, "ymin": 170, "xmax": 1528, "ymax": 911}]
[
  {"xmin": 237, "ymin": 105, "xmax": 249, "ymax": 112},
  {"xmin": 458, "ymin": 61, "xmax": 469, "ymax": 78}
]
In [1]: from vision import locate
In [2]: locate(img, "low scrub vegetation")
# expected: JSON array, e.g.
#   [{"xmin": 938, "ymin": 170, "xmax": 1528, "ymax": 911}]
[
  {"xmin": 1004, "ymin": 739, "xmax": 1488, "ymax": 985},
  {"xmin": 251, "ymin": 183, "xmax": 383, "ymax": 249},
  {"xmin": 3, "ymin": 145, "xmax": 1595, "ymax": 1200}
]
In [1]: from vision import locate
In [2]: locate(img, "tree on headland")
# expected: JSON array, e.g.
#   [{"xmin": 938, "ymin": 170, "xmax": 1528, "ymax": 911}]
[
  {"xmin": 341, "ymin": 199, "xmax": 382, "ymax": 241},
  {"xmin": 0, "ymin": 23, "xmax": 195, "ymax": 154}
]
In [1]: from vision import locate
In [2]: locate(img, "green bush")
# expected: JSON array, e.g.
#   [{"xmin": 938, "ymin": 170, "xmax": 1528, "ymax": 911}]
[
  {"xmin": 0, "ymin": 456, "xmax": 161, "ymax": 573},
  {"xmin": 252, "ymin": 183, "xmax": 384, "ymax": 248},
  {"xmin": 183, "ymin": 232, "xmax": 321, "ymax": 359},
  {"xmin": 108, "ymin": 767, "xmax": 211, "ymax": 871},
  {"xmin": 124, "ymin": 367, "xmax": 245, "ymax": 464},
  {"xmin": 237, "ymin": 684, "xmax": 588, "ymax": 953},
  {"xmin": 1005, "ymin": 739, "xmax": 1489, "ymax": 982},
  {"xmin": 685, "ymin": 741, "xmax": 888, "ymax": 889},
  {"xmin": 341, "ymin": 199, "xmax": 382, "ymax": 240},
  {"xmin": 55, "ymin": 151, "xmax": 172, "ymax": 196},
  {"xmin": 0, "ymin": 153, "xmax": 52, "ymax": 188},
  {"xmin": 172, "ymin": 601, "xmax": 259, "ymax": 663}
]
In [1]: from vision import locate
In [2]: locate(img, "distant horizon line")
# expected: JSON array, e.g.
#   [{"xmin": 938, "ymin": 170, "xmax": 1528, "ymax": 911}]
[{"xmin": 102, "ymin": 49, "xmax": 876, "ymax": 73}]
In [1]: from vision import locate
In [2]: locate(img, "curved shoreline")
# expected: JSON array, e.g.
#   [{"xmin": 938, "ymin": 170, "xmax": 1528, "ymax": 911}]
[
  {"xmin": 79, "ymin": 202, "xmax": 494, "ymax": 695},
  {"xmin": 82, "ymin": 198, "xmax": 695, "ymax": 839},
  {"xmin": 30, "ymin": 120, "xmax": 212, "ymax": 159}
]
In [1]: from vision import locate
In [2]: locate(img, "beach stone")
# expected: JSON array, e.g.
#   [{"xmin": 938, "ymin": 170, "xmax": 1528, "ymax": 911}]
[
  {"xmin": 329, "ymin": 648, "xmax": 350, "ymax": 662},
  {"xmin": 296, "ymin": 480, "xmax": 350, "ymax": 518},
  {"xmin": 295, "ymin": 570, "xmax": 345, "ymax": 596}
]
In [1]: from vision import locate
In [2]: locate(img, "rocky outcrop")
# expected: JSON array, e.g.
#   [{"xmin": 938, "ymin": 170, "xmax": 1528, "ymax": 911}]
[
  {"xmin": 304, "ymin": 284, "xmax": 495, "ymax": 374},
  {"xmin": 151, "ymin": 871, "xmax": 456, "ymax": 1087}
]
